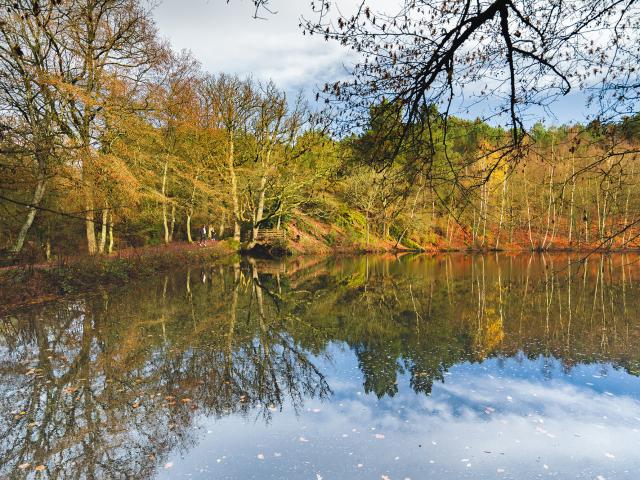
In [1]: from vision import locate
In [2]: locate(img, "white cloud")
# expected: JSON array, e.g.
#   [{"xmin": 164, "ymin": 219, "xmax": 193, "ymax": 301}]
[{"xmin": 153, "ymin": 0, "xmax": 353, "ymax": 98}]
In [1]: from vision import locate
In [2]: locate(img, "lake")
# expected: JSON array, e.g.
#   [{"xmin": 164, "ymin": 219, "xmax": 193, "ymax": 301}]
[{"xmin": 2, "ymin": 253, "xmax": 640, "ymax": 479}]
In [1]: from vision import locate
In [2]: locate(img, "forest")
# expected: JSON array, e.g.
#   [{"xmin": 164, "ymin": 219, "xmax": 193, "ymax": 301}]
[{"xmin": 1, "ymin": 0, "xmax": 640, "ymax": 264}]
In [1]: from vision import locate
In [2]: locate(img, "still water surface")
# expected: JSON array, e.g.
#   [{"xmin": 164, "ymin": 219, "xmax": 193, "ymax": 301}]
[{"xmin": 2, "ymin": 254, "xmax": 640, "ymax": 479}]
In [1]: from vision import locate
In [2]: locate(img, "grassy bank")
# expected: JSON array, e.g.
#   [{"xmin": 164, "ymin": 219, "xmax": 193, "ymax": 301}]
[{"xmin": 0, "ymin": 241, "xmax": 235, "ymax": 313}]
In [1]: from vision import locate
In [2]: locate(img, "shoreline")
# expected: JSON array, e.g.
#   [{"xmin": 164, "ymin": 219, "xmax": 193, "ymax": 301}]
[{"xmin": 2, "ymin": 240, "xmax": 639, "ymax": 314}]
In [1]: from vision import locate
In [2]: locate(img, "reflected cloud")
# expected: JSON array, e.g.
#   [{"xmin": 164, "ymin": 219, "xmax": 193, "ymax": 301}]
[{"xmin": 2, "ymin": 254, "xmax": 640, "ymax": 479}]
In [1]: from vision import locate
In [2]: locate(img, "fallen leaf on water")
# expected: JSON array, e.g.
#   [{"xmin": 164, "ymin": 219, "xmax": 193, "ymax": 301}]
[
  {"xmin": 132, "ymin": 403, "xmax": 140, "ymax": 409},
  {"xmin": 180, "ymin": 398, "xmax": 192, "ymax": 403},
  {"xmin": 35, "ymin": 465, "xmax": 45, "ymax": 472}
]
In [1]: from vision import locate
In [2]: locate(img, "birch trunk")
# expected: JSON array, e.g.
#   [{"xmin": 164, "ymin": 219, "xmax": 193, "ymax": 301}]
[
  {"xmin": 162, "ymin": 158, "xmax": 170, "ymax": 244},
  {"xmin": 85, "ymin": 189, "xmax": 97, "ymax": 255},
  {"xmin": 568, "ymin": 158, "xmax": 576, "ymax": 244},
  {"xmin": 541, "ymin": 165, "xmax": 554, "ymax": 250},
  {"xmin": 98, "ymin": 207, "xmax": 108, "ymax": 254},
  {"xmin": 108, "ymin": 212, "xmax": 114, "ymax": 254},
  {"xmin": 186, "ymin": 214, "xmax": 193, "ymax": 243},
  {"xmin": 495, "ymin": 173, "xmax": 508, "ymax": 250},
  {"xmin": 11, "ymin": 177, "xmax": 47, "ymax": 255},
  {"xmin": 169, "ymin": 204, "xmax": 176, "ymax": 242},
  {"xmin": 525, "ymin": 173, "xmax": 534, "ymax": 250}
]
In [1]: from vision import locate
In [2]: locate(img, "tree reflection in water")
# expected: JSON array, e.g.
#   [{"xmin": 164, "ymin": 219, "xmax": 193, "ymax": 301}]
[{"xmin": 1, "ymin": 253, "xmax": 639, "ymax": 478}]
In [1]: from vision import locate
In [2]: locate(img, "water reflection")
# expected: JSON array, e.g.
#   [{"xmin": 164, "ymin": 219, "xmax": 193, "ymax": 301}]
[{"xmin": 1, "ymin": 253, "xmax": 640, "ymax": 479}]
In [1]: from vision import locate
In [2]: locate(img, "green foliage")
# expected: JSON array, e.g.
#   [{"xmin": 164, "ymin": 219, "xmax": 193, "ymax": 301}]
[{"xmin": 223, "ymin": 239, "xmax": 241, "ymax": 251}]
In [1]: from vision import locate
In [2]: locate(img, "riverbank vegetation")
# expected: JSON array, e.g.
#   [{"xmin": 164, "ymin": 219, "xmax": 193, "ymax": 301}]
[{"xmin": 2, "ymin": 1, "xmax": 640, "ymax": 265}]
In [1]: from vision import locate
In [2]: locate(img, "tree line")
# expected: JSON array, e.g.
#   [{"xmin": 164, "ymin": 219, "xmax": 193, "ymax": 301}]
[{"xmin": 1, "ymin": 0, "xmax": 639, "ymax": 262}]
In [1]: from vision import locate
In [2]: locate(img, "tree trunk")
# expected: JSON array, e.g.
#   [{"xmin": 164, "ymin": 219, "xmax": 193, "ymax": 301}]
[
  {"xmin": 251, "ymin": 173, "xmax": 269, "ymax": 244},
  {"xmin": 495, "ymin": 172, "xmax": 508, "ymax": 250},
  {"xmin": 98, "ymin": 207, "xmax": 108, "ymax": 254},
  {"xmin": 108, "ymin": 212, "xmax": 114, "ymax": 254},
  {"xmin": 365, "ymin": 211, "xmax": 370, "ymax": 247},
  {"xmin": 219, "ymin": 210, "xmax": 226, "ymax": 238},
  {"xmin": 480, "ymin": 184, "xmax": 488, "ymax": 248},
  {"xmin": 228, "ymin": 134, "xmax": 241, "ymax": 242},
  {"xmin": 568, "ymin": 158, "xmax": 576, "ymax": 244},
  {"xmin": 525, "ymin": 173, "xmax": 534, "ymax": 250},
  {"xmin": 11, "ymin": 177, "xmax": 47, "ymax": 255},
  {"xmin": 85, "ymin": 189, "xmax": 97, "ymax": 255},
  {"xmin": 541, "ymin": 165, "xmax": 554, "ymax": 250},
  {"xmin": 186, "ymin": 214, "xmax": 193, "ymax": 243},
  {"xmin": 170, "ymin": 204, "xmax": 176, "ymax": 241},
  {"xmin": 162, "ymin": 158, "xmax": 170, "ymax": 244},
  {"xmin": 622, "ymin": 164, "xmax": 634, "ymax": 246}
]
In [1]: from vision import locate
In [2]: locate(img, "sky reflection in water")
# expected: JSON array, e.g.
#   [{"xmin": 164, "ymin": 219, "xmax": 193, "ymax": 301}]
[
  {"xmin": 2, "ymin": 254, "xmax": 640, "ymax": 479},
  {"xmin": 158, "ymin": 350, "xmax": 640, "ymax": 480}
]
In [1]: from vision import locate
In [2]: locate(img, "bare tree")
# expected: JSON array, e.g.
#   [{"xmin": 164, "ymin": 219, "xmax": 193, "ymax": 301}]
[
  {"xmin": 0, "ymin": 1, "xmax": 66, "ymax": 255},
  {"xmin": 304, "ymin": 0, "xmax": 640, "ymax": 168}
]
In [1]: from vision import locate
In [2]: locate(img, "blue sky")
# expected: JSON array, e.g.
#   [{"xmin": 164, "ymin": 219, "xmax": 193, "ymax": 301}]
[{"xmin": 153, "ymin": 1, "xmax": 595, "ymax": 127}]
